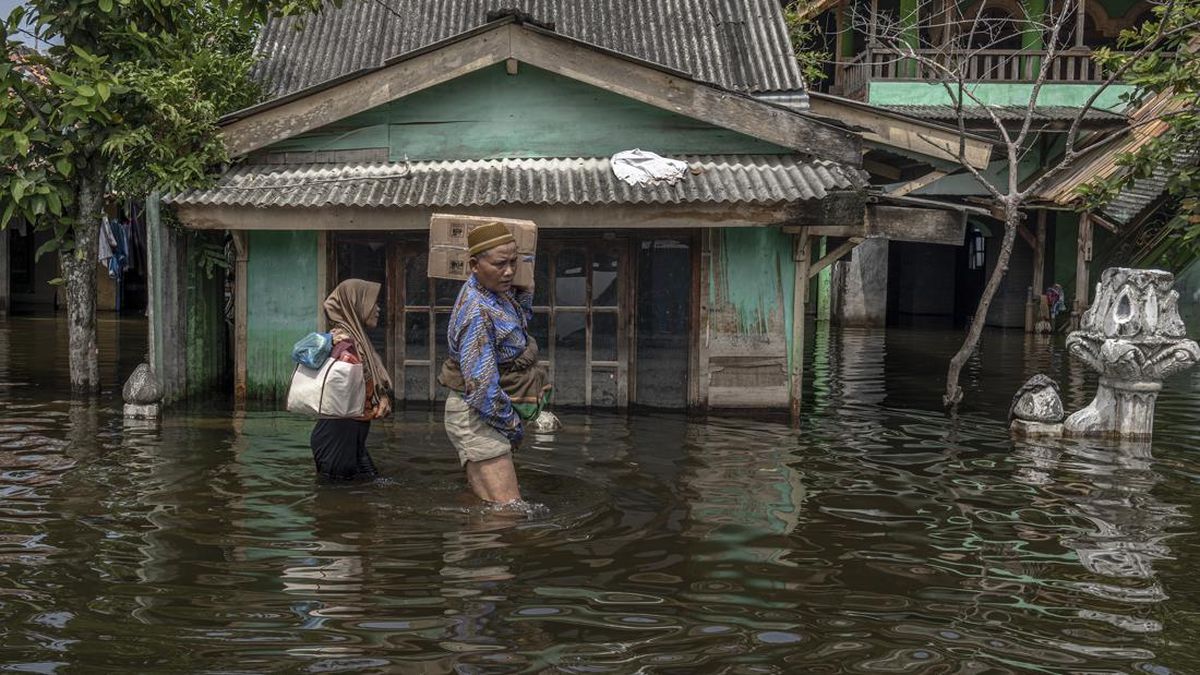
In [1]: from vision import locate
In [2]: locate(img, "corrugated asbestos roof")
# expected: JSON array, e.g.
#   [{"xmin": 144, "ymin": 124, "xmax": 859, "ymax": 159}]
[
  {"xmin": 166, "ymin": 156, "xmax": 864, "ymax": 208},
  {"xmin": 252, "ymin": 0, "xmax": 806, "ymax": 98},
  {"xmin": 1038, "ymin": 90, "xmax": 1192, "ymax": 224},
  {"xmin": 1102, "ymin": 149, "xmax": 1196, "ymax": 225},
  {"xmin": 881, "ymin": 105, "xmax": 1127, "ymax": 123}
]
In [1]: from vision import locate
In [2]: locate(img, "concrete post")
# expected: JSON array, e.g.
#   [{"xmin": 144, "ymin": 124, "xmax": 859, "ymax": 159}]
[{"xmin": 835, "ymin": 238, "xmax": 889, "ymax": 328}]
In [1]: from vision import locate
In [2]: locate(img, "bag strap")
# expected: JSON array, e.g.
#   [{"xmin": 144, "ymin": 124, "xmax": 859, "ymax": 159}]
[
  {"xmin": 284, "ymin": 363, "xmax": 300, "ymax": 402},
  {"xmin": 318, "ymin": 358, "xmax": 335, "ymax": 416}
]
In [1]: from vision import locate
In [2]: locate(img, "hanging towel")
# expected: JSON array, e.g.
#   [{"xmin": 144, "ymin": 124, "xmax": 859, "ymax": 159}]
[
  {"xmin": 610, "ymin": 149, "xmax": 689, "ymax": 187},
  {"xmin": 98, "ymin": 216, "xmax": 117, "ymax": 269}
]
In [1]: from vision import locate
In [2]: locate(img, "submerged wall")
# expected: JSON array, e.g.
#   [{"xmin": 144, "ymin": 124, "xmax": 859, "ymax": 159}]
[
  {"xmin": 148, "ymin": 197, "xmax": 229, "ymax": 403},
  {"xmin": 246, "ymin": 231, "xmax": 319, "ymax": 400},
  {"xmin": 706, "ymin": 228, "xmax": 795, "ymax": 408}
]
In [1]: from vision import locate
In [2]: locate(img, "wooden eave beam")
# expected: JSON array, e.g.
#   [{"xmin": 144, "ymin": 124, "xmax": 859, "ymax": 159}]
[
  {"xmin": 221, "ymin": 27, "xmax": 511, "ymax": 157},
  {"xmin": 808, "ymin": 237, "xmax": 864, "ymax": 278},
  {"xmin": 889, "ymin": 169, "xmax": 946, "ymax": 197},
  {"xmin": 807, "ymin": 97, "xmax": 993, "ymax": 169}
]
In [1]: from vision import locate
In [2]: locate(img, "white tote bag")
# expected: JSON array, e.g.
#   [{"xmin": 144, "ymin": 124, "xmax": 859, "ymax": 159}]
[{"xmin": 285, "ymin": 358, "xmax": 366, "ymax": 418}]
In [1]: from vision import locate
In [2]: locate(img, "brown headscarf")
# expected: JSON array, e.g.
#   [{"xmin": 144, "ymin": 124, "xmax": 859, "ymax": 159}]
[{"xmin": 323, "ymin": 279, "xmax": 392, "ymax": 402}]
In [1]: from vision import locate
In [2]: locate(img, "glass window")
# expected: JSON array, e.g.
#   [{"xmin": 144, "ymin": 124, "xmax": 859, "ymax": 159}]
[
  {"xmin": 528, "ymin": 312, "xmax": 550, "ymax": 357},
  {"xmin": 404, "ymin": 312, "xmax": 430, "ymax": 362},
  {"xmin": 553, "ymin": 311, "xmax": 587, "ymax": 406},
  {"xmin": 436, "ymin": 278, "xmax": 462, "ymax": 308},
  {"xmin": 405, "ymin": 253, "xmax": 430, "ymax": 306},
  {"xmin": 404, "ymin": 366, "xmax": 429, "ymax": 402},
  {"xmin": 555, "ymin": 248, "xmax": 588, "ymax": 308},
  {"xmin": 593, "ymin": 312, "xmax": 618, "ymax": 362},
  {"xmin": 592, "ymin": 251, "xmax": 619, "ymax": 307},
  {"xmin": 434, "ymin": 312, "xmax": 450, "ymax": 365},
  {"xmin": 534, "ymin": 251, "xmax": 551, "ymax": 307}
]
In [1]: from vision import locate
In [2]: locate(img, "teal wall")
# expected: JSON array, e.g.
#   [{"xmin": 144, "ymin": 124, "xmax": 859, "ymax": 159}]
[
  {"xmin": 709, "ymin": 228, "xmax": 797, "ymax": 362},
  {"xmin": 869, "ymin": 82, "xmax": 1135, "ymax": 110},
  {"xmin": 267, "ymin": 64, "xmax": 791, "ymax": 161},
  {"xmin": 247, "ymin": 231, "xmax": 318, "ymax": 399}
]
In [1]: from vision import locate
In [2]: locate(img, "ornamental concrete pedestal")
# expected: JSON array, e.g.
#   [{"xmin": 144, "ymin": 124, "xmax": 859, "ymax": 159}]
[{"xmin": 1064, "ymin": 268, "xmax": 1199, "ymax": 439}]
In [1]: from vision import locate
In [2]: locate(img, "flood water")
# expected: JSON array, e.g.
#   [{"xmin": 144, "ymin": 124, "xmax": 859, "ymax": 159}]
[{"xmin": 3, "ymin": 315, "xmax": 1200, "ymax": 673}]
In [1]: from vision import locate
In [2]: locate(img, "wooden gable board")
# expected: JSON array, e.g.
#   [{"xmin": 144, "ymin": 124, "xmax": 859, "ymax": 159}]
[{"xmin": 222, "ymin": 22, "xmax": 860, "ymax": 165}]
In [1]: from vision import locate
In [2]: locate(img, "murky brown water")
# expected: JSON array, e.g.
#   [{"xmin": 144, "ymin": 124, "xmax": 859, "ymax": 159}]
[{"xmin": 3, "ymin": 315, "xmax": 1200, "ymax": 673}]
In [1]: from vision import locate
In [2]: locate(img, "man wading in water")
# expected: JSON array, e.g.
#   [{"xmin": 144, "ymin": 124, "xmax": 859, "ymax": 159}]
[{"xmin": 439, "ymin": 222, "xmax": 550, "ymax": 504}]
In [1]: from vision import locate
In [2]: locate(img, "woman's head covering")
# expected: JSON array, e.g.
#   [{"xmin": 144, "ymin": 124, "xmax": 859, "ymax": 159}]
[
  {"xmin": 324, "ymin": 279, "xmax": 391, "ymax": 400},
  {"xmin": 468, "ymin": 222, "xmax": 515, "ymax": 256}
]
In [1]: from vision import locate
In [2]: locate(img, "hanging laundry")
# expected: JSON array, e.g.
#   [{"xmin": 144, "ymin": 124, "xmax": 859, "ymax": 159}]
[
  {"xmin": 105, "ymin": 217, "xmax": 128, "ymax": 279},
  {"xmin": 98, "ymin": 215, "xmax": 117, "ymax": 272}
]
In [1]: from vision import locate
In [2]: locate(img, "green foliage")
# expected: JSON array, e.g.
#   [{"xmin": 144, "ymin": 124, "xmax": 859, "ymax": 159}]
[
  {"xmin": 782, "ymin": 2, "xmax": 831, "ymax": 85},
  {"xmin": 1083, "ymin": 1, "xmax": 1200, "ymax": 258},
  {"xmin": 0, "ymin": 0, "xmax": 328, "ymax": 252}
]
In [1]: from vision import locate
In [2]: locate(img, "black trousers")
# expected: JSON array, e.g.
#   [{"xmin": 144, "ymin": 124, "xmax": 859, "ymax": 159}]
[{"xmin": 310, "ymin": 419, "xmax": 377, "ymax": 481}]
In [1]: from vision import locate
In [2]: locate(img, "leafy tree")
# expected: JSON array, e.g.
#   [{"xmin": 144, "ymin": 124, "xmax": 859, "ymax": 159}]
[
  {"xmin": 782, "ymin": 1, "xmax": 833, "ymax": 85},
  {"xmin": 861, "ymin": 0, "xmax": 1199, "ymax": 409},
  {"xmin": 1081, "ymin": 2, "xmax": 1200, "ymax": 261},
  {"xmin": 1, "ymin": 0, "xmax": 322, "ymax": 394}
]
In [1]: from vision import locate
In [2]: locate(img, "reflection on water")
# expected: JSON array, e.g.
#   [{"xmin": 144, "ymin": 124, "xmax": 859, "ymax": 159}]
[{"xmin": 3, "ymin": 317, "xmax": 1200, "ymax": 672}]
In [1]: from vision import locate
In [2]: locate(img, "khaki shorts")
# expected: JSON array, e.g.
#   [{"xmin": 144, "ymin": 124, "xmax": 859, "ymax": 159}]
[{"xmin": 444, "ymin": 395, "xmax": 512, "ymax": 466}]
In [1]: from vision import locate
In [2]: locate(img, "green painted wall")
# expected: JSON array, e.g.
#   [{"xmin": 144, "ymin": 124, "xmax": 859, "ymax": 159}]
[
  {"xmin": 709, "ymin": 228, "xmax": 796, "ymax": 362},
  {"xmin": 268, "ymin": 64, "xmax": 791, "ymax": 161},
  {"xmin": 868, "ymin": 81, "xmax": 1135, "ymax": 109},
  {"xmin": 247, "ymin": 231, "xmax": 318, "ymax": 399}
]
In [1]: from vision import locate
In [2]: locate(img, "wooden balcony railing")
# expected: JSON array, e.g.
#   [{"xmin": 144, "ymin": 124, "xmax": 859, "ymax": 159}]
[{"xmin": 836, "ymin": 48, "xmax": 1140, "ymax": 99}]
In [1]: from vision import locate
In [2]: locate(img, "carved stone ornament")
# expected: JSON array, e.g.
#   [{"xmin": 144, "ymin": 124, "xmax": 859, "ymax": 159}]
[
  {"xmin": 123, "ymin": 362, "xmax": 162, "ymax": 420},
  {"xmin": 1064, "ymin": 268, "xmax": 1200, "ymax": 438},
  {"xmin": 1009, "ymin": 374, "xmax": 1065, "ymax": 423}
]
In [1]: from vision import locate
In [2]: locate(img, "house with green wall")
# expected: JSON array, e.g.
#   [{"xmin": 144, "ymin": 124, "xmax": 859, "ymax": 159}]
[
  {"xmin": 153, "ymin": 1, "xmax": 876, "ymax": 412},
  {"xmin": 794, "ymin": 0, "xmax": 1181, "ymax": 334}
]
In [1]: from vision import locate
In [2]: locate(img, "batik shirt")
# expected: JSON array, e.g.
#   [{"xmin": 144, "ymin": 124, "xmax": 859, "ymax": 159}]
[{"xmin": 447, "ymin": 275, "xmax": 534, "ymax": 443}]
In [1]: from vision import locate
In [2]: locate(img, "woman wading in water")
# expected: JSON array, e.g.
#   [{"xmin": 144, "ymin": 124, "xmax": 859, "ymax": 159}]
[
  {"xmin": 440, "ymin": 222, "xmax": 550, "ymax": 504},
  {"xmin": 310, "ymin": 279, "xmax": 393, "ymax": 481}
]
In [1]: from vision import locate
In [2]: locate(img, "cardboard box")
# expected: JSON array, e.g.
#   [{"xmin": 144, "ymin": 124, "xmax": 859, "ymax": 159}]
[{"xmin": 428, "ymin": 213, "xmax": 537, "ymax": 288}]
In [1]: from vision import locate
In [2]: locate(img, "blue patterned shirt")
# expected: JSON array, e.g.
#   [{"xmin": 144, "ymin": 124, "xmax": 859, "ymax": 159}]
[{"xmin": 447, "ymin": 275, "xmax": 534, "ymax": 443}]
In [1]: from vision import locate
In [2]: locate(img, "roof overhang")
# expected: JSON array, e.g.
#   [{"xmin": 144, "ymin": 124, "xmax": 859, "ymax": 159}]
[
  {"xmin": 806, "ymin": 92, "xmax": 996, "ymax": 170},
  {"xmin": 220, "ymin": 19, "xmax": 860, "ymax": 165}
]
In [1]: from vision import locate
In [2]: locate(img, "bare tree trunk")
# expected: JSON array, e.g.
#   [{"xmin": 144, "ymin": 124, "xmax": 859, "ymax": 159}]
[
  {"xmin": 943, "ymin": 204, "xmax": 1020, "ymax": 409},
  {"xmin": 61, "ymin": 168, "xmax": 102, "ymax": 395}
]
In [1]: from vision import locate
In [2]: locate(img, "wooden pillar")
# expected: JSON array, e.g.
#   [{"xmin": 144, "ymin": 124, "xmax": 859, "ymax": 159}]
[
  {"xmin": 1071, "ymin": 210, "xmax": 1093, "ymax": 329},
  {"xmin": 789, "ymin": 230, "xmax": 812, "ymax": 426},
  {"xmin": 316, "ymin": 231, "xmax": 328, "ymax": 332},
  {"xmin": 1076, "ymin": 0, "xmax": 1087, "ymax": 48},
  {"xmin": 689, "ymin": 229, "xmax": 711, "ymax": 410},
  {"xmin": 0, "ymin": 226, "xmax": 9, "ymax": 316},
  {"xmin": 231, "ymin": 231, "xmax": 249, "ymax": 408},
  {"xmin": 1025, "ymin": 210, "xmax": 1047, "ymax": 332}
]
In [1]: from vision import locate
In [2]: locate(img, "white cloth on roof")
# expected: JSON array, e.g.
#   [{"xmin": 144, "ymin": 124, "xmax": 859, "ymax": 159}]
[{"xmin": 610, "ymin": 149, "xmax": 689, "ymax": 187}]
